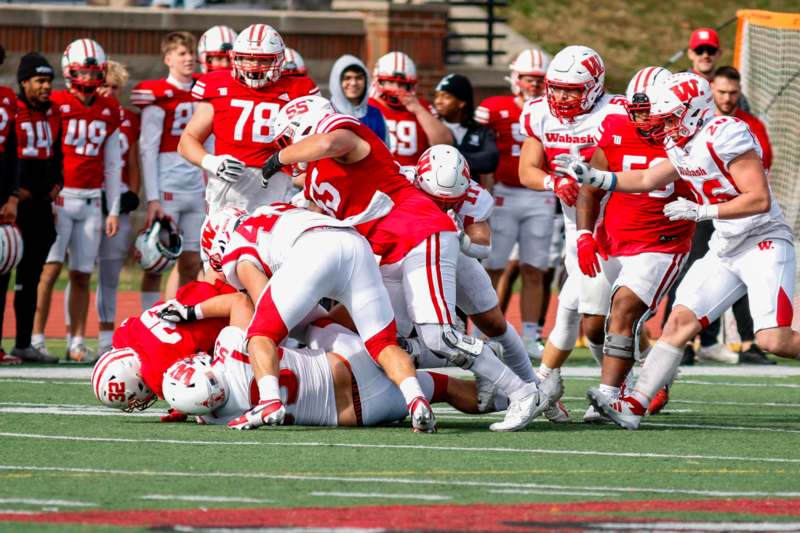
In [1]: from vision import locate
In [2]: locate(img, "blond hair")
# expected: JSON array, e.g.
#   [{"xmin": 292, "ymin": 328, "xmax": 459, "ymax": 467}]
[
  {"xmin": 105, "ymin": 60, "xmax": 129, "ymax": 88},
  {"xmin": 161, "ymin": 31, "xmax": 196, "ymax": 58}
]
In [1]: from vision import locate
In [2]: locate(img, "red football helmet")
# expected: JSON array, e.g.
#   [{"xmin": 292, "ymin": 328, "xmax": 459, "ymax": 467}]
[{"xmin": 61, "ymin": 38, "xmax": 107, "ymax": 94}]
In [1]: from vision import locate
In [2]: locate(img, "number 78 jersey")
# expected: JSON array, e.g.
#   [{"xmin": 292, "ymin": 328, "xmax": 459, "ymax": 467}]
[{"xmin": 192, "ymin": 70, "xmax": 319, "ymax": 167}]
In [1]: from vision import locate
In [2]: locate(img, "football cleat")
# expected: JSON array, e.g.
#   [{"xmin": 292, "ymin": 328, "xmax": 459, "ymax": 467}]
[
  {"xmin": 489, "ymin": 383, "xmax": 547, "ymax": 432},
  {"xmin": 582, "ymin": 403, "xmax": 610, "ymax": 423},
  {"xmin": 536, "ymin": 367, "xmax": 564, "ymax": 405},
  {"xmin": 544, "ymin": 400, "xmax": 571, "ymax": 423},
  {"xmin": 228, "ymin": 399, "xmax": 286, "ymax": 430},
  {"xmin": 0, "ymin": 350, "xmax": 21, "ymax": 366},
  {"xmin": 68, "ymin": 343, "xmax": 98, "ymax": 364},
  {"xmin": 408, "ymin": 396, "xmax": 437, "ymax": 433},
  {"xmin": 11, "ymin": 345, "xmax": 58, "ymax": 364},
  {"xmin": 696, "ymin": 343, "xmax": 739, "ymax": 364},
  {"xmin": 586, "ymin": 387, "xmax": 646, "ymax": 430},
  {"xmin": 647, "ymin": 386, "xmax": 670, "ymax": 415}
]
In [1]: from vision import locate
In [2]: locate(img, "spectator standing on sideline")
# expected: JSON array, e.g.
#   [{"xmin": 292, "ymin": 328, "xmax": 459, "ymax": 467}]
[
  {"xmin": 687, "ymin": 27, "xmax": 750, "ymax": 112},
  {"xmin": 328, "ymin": 54, "xmax": 389, "ymax": 144},
  {"xmin": 433, "ymin": 74, "xmax": 498, "ymax": 178},
  {"xmin": 3, "ymin": 54, "xmax": 61, "ymax": 363}
]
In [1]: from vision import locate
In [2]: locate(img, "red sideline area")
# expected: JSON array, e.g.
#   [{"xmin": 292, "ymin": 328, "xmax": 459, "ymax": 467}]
[
  {"xmin": 0, "ymin": 498, "xmax": 796, "ymax": 529},
  {"xmin": 2, "ymin": 291, "xmax": 666, "ymax": 339}
]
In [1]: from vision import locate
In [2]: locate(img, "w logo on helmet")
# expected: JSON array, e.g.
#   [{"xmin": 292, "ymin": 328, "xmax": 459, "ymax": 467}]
[
  {"xmin": 670, "ymin": 79, "xmax": 700, "ymax": 102},
  {"xmin": 581, "ymin": 55, "xmax": 603, "ymax": 79}
]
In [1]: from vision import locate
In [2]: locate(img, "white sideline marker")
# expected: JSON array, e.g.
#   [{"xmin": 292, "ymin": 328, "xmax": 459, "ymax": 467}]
[
  {"xmin": 310, "ymin": 491, "xmax": 450, "ymax": 501},
  {"xmin": 1, "ymin": 431, "xmax": 799, "ymax": 465},
  {"xmin": 0, "ymin": 498, "xmax": 96, "ymax": 507},
  {"xmin": 141, "ymin": 494, "xmax": 273, "ymax": 504}
]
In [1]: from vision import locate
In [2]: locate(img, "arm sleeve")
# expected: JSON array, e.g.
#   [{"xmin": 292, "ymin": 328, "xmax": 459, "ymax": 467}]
[
  {"xmin": 139, "ymin": 105, "xmax": 165, "ymax": 203},
  {"xmin": 103, "ymin": 128, "xmax": 122, "ymax": 216},
  {"xmin": 462, "ymin": 126, "xmax": 499, "ymax": 175}
]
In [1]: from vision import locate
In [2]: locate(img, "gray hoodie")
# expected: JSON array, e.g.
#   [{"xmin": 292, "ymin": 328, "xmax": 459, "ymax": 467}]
[{"xmin": 328, "ymin": 54, "xmax": 371, "ymax": 118}]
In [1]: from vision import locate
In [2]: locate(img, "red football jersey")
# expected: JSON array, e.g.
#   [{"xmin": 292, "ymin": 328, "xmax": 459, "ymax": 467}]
[
  {"xmin": 475, "ymin": 95, "xmax": 525, "ymax": 187},
  {"xmin": 112, "ymin": 280, "xmax": 236, "ymax": 398},
  {"xmin": 368, "ymin": 96, "xmax": 434, "ymax": 166},
  {"xmin": 192, "ymin": 70, "xmax": 319, "ymax": 167},
  {"xmin": 0, "ymin": 87, "xmax": 16, "ymax": 155},
  {"xmin": 15, "ymin": 97, "xmax": 59, "ymax": 160},
  {"xmin": 130, "ymin": 79, "xmax": 195, "ymax": 153},
  {"xmin": 595, "ymin": 114, "xmax": 695, "ymax": 256},
  {"xmin": 50, "ymin": 90, "xmax": 121, "ymax": 189},
  {"xmin": 119, "ymin": 107, "xmax": 140, "ymax": 187},
  {"xmin": 304, "ymin": 113, "xmax": 454, "ymax": 264}
]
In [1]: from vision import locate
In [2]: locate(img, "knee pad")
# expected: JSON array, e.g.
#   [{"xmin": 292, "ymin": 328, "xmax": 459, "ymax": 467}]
[
  {"xmin": 548, "ymin": 305, "xmax": 581, "ymax": 351},
  {"xmin": 604, "ymin": 333, "xmax": 635, "ymax": 359},
  {"xmin": 215, "ymin": 326, "xmax": 247, "ymax": 358},
  {"xmin": 417, "ymin": 323, "xmax": 483, "ymax": 370}
]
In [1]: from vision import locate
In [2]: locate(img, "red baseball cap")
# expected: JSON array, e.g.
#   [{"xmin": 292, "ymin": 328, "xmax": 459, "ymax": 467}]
[{"xmin": 689, "ymin": 28, "xmax": 720, "ymax": 50}]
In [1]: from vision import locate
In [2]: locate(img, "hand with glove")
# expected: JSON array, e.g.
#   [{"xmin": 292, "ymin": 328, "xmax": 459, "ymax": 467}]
[
  {"xmin": 261, "ymin": 152, "xmax": 285, "ymax": 187},
  {"xmin": 576, "ymin": 230, "xmax": 607, "ymax": 277},
  {"xmin": 157, "ymin": 299, "xmax": 202, "ymax": 323},
  {"xmin": 544, "ymin": 174, "xmax": 579, "ymax": 206},
  {"xmin": 202, "ymin": 154, "xmax": 245, "ymax": 184},
  {"xmin": 552, "ymin": 153, "xmax": 617, "ymax": 191},
  {"xmin": 227, "ymin": 399, "xmax": 286, "ymax": 430},
  {"xmin": 663, "ymin": 197, "xmax": 718, "ymax": 222}
]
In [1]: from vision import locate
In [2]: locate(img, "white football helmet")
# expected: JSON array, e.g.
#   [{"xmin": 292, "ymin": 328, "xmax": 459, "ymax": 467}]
[
  {"xmin": 198, "ymin": 25, "xmax": 237, "ymax": 74},
  {"xmin": 372, "ymin": 51, "xmax": 417, "ymax": 107},
  {"xmin": 650, "ymin": 72, "xmax": 715, "ymax": 147},
  {"xmin": 0, "ymin": 224, "xmax": 23, "ymax": 275},
  {"xmin": 62, "ymin": 38, "xmax": 107, "ymax": 94},
  {"xmin": 508, "ymin": 48, "xmax": 551, "ymax": 100},
  {"xmin": 625, "ymin": 66, "xmax": 671, "ymax": 142},
  {"xmin": 134, "ymin": 217, "xmax": 183, "ymax": 274},
  {"xmin": 200, "ymin": 206, "xmax": 248, "ymax": 272},
  {"xmin": 415, "ymin": 145, "xmax": 471, "ymax": 207},
  {"xmin": 91, "ymin": 347, "xmax": 156, "ymax": 412},
  {"xmin": 231, "ymin": 24, "xmax": 285, "ymax": 88},
  {"xmin": 273, "ymin": 95, "xmax": 336, "ymax": 148},
  {"xmin": 282, "ymin": 48, "xmax": 307, "ymax": 77},
  {"xmin": 545, "ymin": 45, "xmax": 605, "ymax": 120},
  {"xmin": 162, "ymin": 354, "xmax": 228, "ymax": 416}
]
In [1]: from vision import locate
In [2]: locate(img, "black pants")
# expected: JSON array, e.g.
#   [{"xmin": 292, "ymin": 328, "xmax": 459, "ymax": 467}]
[
  {"xmin": 663, "ymin": 219, "xmax": 754, "ymax": 346},
  {"xmin": 1, "ymin": 197, "xmax": 56, "ymax": 349}
]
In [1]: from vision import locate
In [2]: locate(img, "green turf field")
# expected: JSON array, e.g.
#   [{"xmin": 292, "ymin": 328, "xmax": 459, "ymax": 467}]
[{"xmin": 1, "ymin": 348, "xmax": 799, "ymax": 531}]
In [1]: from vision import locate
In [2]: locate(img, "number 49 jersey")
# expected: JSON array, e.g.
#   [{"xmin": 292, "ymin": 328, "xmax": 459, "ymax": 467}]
[
  {"xmin": 50, "ymin": 90, "xmax": 121, "ymax": 189},
  {"xmin": 112, "ymin": 280, "xmax": 236, "ymax": 398},
  {"xmin": 192, "ymin": 70, "xmax": 319, "ymax": 167},
  {"xmin": 669, "ymin": 115, "xmax": 792, "ymax": 256},
  {"xmin": 594, "ymin": 113, "xmax": 695, "ymax": 256}
]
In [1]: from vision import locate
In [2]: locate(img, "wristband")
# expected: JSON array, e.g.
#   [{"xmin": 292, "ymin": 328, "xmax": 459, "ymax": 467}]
[
  {"xmin": 257, "ymin": 375, "xmax": 280, "ymax": 402},
  {"xmin": 191, "ymin": 304, "xmax": 203, "ymax": 321},
  {"xmin": 699, "ymin": 204, "xmax": 719, "ymax": 221},
  {"xmin": 576, "ymin": 229, "xmax": 593, "ymax": 238}
]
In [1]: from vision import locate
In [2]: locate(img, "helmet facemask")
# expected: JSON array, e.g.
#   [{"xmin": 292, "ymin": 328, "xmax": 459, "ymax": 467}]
[
  {"xmin": 67, "ymin": 59, "xmax": 106, "ymax": 95},
  {"xmin": 546, "ymin": 79, "xmax": 590, "ymax": 120},
  {"xmin": 231, "ymin": 51, "xmax": 284, "ymax": 89},
  {"xmin": 625, "ymin": 93, "xmax": 664, "ymax": 144}
]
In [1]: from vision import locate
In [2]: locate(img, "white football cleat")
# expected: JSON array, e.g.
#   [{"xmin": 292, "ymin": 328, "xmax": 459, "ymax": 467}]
[
  {"xmin": 582, "ymin": 403, "xmax": 609, "ymax": 423},
  {"xmin": 522, "ymin": 335, "xmax": 542, "ymax": 361},
  {"xmin": 586, "ymin": 387, "xmax": 646, "ymax": 430},
  {"xmin": 536, "ymin": 368, "xmax": 564, "ymax": 404},
  {"xmin": 696, "ymin": 343, "xmax": 739, "ymax": 364},
  {"xmin": 409, "ymin": 397, "xmax": 437, "ymax": 433},
  {"xmin": 544, "ymin": 400, "xmax": 571, "ymax": 423},
  {"xmin": 489, "ymin": 383, "xmax": 547, "ymax": 432}
]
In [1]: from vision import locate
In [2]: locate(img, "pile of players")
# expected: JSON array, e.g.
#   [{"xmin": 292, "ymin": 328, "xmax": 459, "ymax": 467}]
[{"xmin": 39, "ymin": 22, "xmax": 794, "ymax": 432}]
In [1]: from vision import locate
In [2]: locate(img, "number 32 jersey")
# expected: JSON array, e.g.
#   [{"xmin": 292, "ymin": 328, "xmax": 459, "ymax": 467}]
[{"xmin": 192, "ymin": 70, "xmax": 318, "ymax": 167}]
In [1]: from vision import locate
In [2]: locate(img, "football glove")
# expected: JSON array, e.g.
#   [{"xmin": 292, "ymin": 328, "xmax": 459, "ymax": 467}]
[
  {"xmin": 261, "ymin": 152, "xmax": 284, "ymax": 187},
  {"xmin": 544, "ymin": 174, "xmax": 580, "ymax": 206},
  {"xmin": 227, "ymin": 399, "xmax": 286, "ymax": 430},
  {"xmin": 202, "ymin": 154, "xmax": 245, "ymax": 184},
  {"xmin": 157, "ymin": 300, "xmax": 200, "ymax": 323},
  {"xmin": 552, "ymin": 153, "xmax": 617, "ymax": 191},
  {"xmin": 576, "ymin": 230, "xmax": 607, "ymax": 277},
  {"xmin": 663, "ymin": 197, "xmax": 718, "ymax": 222}
]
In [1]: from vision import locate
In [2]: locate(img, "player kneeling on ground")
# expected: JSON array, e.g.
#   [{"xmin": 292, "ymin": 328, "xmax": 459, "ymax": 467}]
[{"xmin": 555, "ymin": 72, "xmax": 800, "ymax": 429}]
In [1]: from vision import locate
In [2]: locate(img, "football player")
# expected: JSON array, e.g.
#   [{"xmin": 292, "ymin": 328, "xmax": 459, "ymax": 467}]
[
  {"xmin": 131, "ymin": 31, "xmax": 205, "ymax": 311},
  {"xmin": 198, "ymin": 25, "xmax": 237, "ymax": 74},
  {"xmin": 163, "ymin": 321, "xmax": 512, "ymax": 427},
  {"xmin": 367, "ymin": 51, "xmax": 452, "ymax": 166},
  {"xmin": 31, "ymin": 38, "xmax": 122, "ymax": 363},
  {"xmin": 179, "ymin": 24, "xmax": 319, "ymax": 215},
  {"xmin": 575, "ymin": 67, "xmax": 694, "ymax": 420},
  {"xmin": 262, "ymin": 96, "xmax": 547, "ymax": 432},
  {"xmin": 517, "ymin": 45, "xmax": 626, "ymax": 410},
  {"xmin": 556, "ymin": 72, "xmax": 800, "ymax": 429},
  {"xmin": 477, "ymin": 48, "xmax": 556, "ymax": 355}
]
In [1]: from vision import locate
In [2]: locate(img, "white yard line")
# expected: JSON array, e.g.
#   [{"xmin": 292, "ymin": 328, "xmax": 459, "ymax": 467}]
[
  {"xmin": 0, "ymin": 406, "xmax": 166, "ymax": 418},
  {"xmin": 0, "ymin": 379, "xmax": 85, "ymax": 386},
  {"xmin": 1, "ymin": 431, "xmax": 798, "ymax": 465},
  {"xmin": 642, "ymin": 421, "xmax": 800, "ymax": 434},
  {"xmin": 0, "ymin": 464, "xmax": 798, "ymax": 499},
  {"xmin": 0, "ymin": 498, "xmax": 96, "ymax": 507},
  {"xmin": 140, "ymin": 494, "xmax": 272, "ymax": 504},
  {"xmin": 561, "ymin": 396, "xmax": 800, "ymax": 408},
  {"xmin": 489, "ymin": 488, "xmax": 608, "ymax": 497},
  {"xmin": 309, "ymin": 491, "xmax": 450, "ymax": 501}
]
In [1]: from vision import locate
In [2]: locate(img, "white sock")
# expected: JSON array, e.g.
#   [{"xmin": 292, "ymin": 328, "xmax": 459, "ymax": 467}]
[
  {"xmin": 399, "ymin": 376, "xmax": 425, "ymax": 406},
  {"xmin": 66, "ymin": 333, "xmax": 72, "ymax": 350},
  {"xmin": 98, "ymin": 330, "xmax": 113, "ymax": 351},
  {"xmin": 31, "ymin": 333, "xmax": 45, "ymax": 346},
  {"xmin": 537, "ymin": 363, "xmax": 553, "ymax": 380},
  {"xmin": 632, "ymin": 341, "xmax": 684, "ymax": 407},
  {"xmin": 598, "ymin": 383, "xmax": 620, "ymax": 398},
  {"xmin": 491, "ymin": 322, "xmax": 537, "ymax": 383},
  {"xmin": 141, "ymin": 291, "xmax": 161, "ymax": 312},
  {"xmin": 588, "ymin": 340, "xmax": 604, "ymax": 366},
  {"xmin": 522, "ymin": 322, "xmax": 540, "ymax": 340},
  {"xmin": 471, "ymin": 344, "xmax": 530, "ymax": 398},
  {"xmin": 70, "ymin": 336, "xmax": 84, "ymax": 350},
  {"xmin": 623, "ymin": 369, "xmax": 636, "ymax": 391}
]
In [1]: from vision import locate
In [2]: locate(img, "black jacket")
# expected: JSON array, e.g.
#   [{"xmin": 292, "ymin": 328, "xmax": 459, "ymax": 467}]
[{"xmin": 449, "ymin": 119, "xmax": 499, "ymax": 178}]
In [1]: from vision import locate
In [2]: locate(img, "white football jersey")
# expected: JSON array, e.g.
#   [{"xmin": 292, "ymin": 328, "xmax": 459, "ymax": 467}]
[
  {"xmin": 201, "ymin": 345, "xmax": 337, "ymax": 427},
  {"xmin": 455, "ymin": 180, "xmax": 494, "ymax": 227},
  {"xmin": 668, "ymin": 116, "xmax": 792, "ymax": 256},
  {"xmin": 519, "ymin": 92, "xmax": 627, "ymax": 238},
  {"xmin": 220, "ymin": 203, "xmax": 354, "ymax": 288}
]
